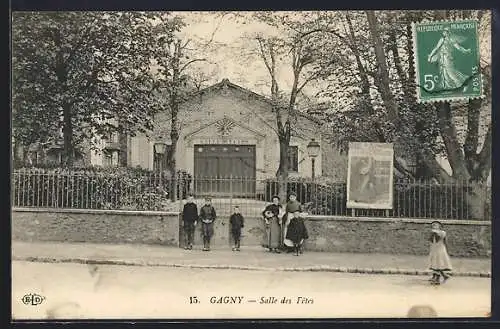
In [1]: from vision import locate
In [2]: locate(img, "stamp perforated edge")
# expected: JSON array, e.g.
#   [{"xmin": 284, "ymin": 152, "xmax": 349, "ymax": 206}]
[{"xmin": 411, "ymin": 19, "xmax": 486, "ymax": 104}]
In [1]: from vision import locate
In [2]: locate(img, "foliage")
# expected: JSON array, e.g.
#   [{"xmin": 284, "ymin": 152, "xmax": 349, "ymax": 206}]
[
  {"xmin": 12, "ymin": 167, "xmax": 192, "ymax": 211},
  {"xmin": 304, "ymin": 11, "xmax": 491, "ymax": 185},
  {"xmin": 11, "ymin": 12, "xmax": 174, "ymax": 163}
]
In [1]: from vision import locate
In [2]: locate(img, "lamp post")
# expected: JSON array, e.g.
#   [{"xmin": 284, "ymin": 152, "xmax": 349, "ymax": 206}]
[
  {"xmin": 154, "ymin": 142, "xmax": 167, "ymax": 188},
  {"xmin": 306, "ymin": 138, "xmax": 320, "ymax": 181}
]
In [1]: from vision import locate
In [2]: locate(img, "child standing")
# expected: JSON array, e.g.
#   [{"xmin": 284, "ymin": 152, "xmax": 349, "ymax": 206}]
[
  {"xmin": 286, "ymin": 211, "xmax": 309, "ymax": 256},
  {"xmin": 282, "ymin": 192, "xmax": 302, "ymax": 252},
  {"xmin": 229, "ymin": 205, "xmax": 244, "ymax": 251},
  {"xmin": 182, "ymin": 194, "xmax": 198, "ymax": 250},
  {"xmin": 428, "ymin": 221, "xmax": 453, "ymax": 285},
  {"xmin": 199, "ymin": 197, "xmax": 217, "ymax": 251}
]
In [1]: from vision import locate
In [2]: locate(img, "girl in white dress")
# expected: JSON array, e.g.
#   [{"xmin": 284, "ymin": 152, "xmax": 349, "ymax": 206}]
[{"xmin": 428, "ymin": 221, "xmax": 453, "ymax": 285}]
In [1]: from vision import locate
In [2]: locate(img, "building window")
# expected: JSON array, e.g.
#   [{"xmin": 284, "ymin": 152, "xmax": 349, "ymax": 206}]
[
  {"xmin": 153, "ymin": 145, "xmax": 172, "ymax": 172},
  {"xmin": 105, "ymin": 131, "xmax": 119, "ymax": 144},
  {"xmin": 103, "ymin": 150, "xmax": 119, "ymax": 167},
  {"xmin": 288, "ymin": 146, "xmax": 299, "ymax": 172}
]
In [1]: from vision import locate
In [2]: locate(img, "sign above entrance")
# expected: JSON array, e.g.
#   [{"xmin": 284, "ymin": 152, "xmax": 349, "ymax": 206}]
[{"xmin": 191, "ymin": 138, "xmax": 257, "ymax": 145}]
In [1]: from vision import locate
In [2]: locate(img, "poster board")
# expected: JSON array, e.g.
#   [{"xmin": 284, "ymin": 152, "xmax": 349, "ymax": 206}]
[{"xmin": 346, "ymin": 142, "xmax": 394, "ymax": 210}]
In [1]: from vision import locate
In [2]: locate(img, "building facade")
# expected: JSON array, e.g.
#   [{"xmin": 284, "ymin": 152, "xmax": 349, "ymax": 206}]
[{"xmin": 90, "ymin": 79, "xmax": 344, "ymax": 194}]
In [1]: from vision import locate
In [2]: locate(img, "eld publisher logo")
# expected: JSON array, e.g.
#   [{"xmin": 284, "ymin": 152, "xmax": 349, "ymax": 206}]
[{"xmin": 22, "ymin": 293, "xmax": 46, "ymax": 306}]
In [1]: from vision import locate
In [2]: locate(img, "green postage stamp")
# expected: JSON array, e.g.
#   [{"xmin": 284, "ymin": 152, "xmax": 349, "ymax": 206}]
[{"xmin": 412, "ymin": 20, "xmax": 483, "ymax": 103}]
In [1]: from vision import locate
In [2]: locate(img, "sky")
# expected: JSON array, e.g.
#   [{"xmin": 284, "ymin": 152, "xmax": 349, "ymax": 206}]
[{"xmin": 175, "ymin": 12, "xmax": 308, "ymax": 96}]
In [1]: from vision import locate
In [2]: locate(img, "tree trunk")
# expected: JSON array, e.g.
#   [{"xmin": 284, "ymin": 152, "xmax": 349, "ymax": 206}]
[
  {"xmin": 466, "ymin": 180, "xmax": 488, "ymax": 220},
  {"xmin": 169, "ymin": 97, "xmax": 180, "ymax": 202},
  {"xmin": 119, "ymin": 132, "xmax": 128, "ymax": 167},
  {"xmin": 277, "ymin": 135, "xmax": 290, "ymax": 203},
  {"xmin": 365, "ymin": 11, "xmax": 399, "ymax": 126},
  {"xmin": 436, "ymin": 102, "xmax": 470, "ymax": 179},
  {"xmin": 13, "ymin": 140, "xmax": 23, "ymax": 168},
  {"xmin": 169, "ymin": 134, "xmax": 178, "ymax": 201},
  {"xmin": 62, "ymin": 103, "xmax": 74, "ymax": 167}
]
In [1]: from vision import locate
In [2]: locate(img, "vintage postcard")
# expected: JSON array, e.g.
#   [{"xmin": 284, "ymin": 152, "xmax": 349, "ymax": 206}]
[{"xmin": 11, "ymin": 10, "xmax": 492, "ymax": 320}]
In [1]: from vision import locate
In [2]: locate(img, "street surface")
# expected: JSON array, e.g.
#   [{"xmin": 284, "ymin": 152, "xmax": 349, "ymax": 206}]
[{"xmin": 12, "ymin": 261, "xmax": 490, "ymax": 319}]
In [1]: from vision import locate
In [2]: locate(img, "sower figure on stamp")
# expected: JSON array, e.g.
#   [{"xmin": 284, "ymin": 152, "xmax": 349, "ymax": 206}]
[
  {"xmin": 428, "ymin": 221, "xmax": 453, "ymax": 285},
  {"xmin": 427, "ymin": 27, "xmax": 472, "ymax": 93},
  {"xmin": 262, "ymin": 195, "xmax": 283, "ymax": 253},
  {"xmin": 182, "ymin": 193, "xmax": 198, "ymax": 250},
  {"xmin": 229, "ymin": 205, "xmax": 244, "ymax": 251},
  {"xmin": 199, "ymin": 196, "xmax": 217, "ymax": 251}
]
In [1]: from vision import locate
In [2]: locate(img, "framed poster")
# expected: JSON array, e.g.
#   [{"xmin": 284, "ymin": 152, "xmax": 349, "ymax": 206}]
[{"xmin": 347, "ymin": 142, "xmax": 394, "ymax": 209}]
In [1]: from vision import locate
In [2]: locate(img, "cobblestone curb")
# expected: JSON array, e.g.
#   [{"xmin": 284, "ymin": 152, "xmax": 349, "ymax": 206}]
[{"xmin": 13, "ymin": 256, "xmax": 491, "ymax": 278}]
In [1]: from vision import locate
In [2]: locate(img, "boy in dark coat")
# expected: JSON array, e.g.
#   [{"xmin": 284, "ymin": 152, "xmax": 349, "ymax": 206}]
[
  {"xmin": 229, "ymin": 205, "xmax": 244, "ymax": 251},
  {"xmin": 199, "ymin": 196, "xmax": 217, "ymax": 251},
  {"xmin": 182, "ymin": 194, "xmax": 198, "ymax": 250}
]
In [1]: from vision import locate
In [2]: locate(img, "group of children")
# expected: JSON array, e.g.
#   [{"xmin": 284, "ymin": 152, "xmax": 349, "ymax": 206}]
[
  {"xmin": 261, "ymin": 193, "xmax": 309, "ymax": 256},
  {"xmin": 182, "ymin": 194, "xmax": 453, "ymax": 283},
  {"xmin": 181, "ymin": 192, "xmax": 309, "ymax": 255},
  {"xmin": 181, "ymin": 194, "xmax": 246, "ymax": 252}
]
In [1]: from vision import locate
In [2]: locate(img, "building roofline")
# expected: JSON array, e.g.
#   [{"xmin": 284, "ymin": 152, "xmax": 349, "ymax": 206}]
[{"xmin": 181, "ymin": 78, "xmax": 322, "ymax": 126}]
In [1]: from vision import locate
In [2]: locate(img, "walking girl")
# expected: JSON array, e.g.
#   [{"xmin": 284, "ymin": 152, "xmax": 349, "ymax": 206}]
[{"xmin": 428, "ymin": 221, "xmax": 453, "ymax": 285}]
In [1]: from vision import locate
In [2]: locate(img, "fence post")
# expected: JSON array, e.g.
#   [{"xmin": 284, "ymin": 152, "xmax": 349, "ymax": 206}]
[{"xmin": 229, "ymin": 175, "xmax": 233, "ymax": 212}]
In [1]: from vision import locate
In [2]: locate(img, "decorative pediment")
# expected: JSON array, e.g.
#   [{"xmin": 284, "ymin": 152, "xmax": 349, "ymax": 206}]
[
  {"xmin": 184, "ymin": 115, "xmax": 265, "ymax": 142},
  {"xmin": 215, "ymin": 117, "xmax": 236, "ymax": 137}
]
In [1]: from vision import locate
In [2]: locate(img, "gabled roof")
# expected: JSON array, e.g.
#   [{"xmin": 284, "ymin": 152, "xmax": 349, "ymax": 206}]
[{"xmin": 182, "ymin": 78, "xmax": 322, "ymax": 126}]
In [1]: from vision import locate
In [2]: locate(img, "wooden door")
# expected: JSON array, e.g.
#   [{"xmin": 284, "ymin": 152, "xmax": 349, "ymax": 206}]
[{"xmin": 194, "ymin": 145, "xmax": 256, "ymax": 196}]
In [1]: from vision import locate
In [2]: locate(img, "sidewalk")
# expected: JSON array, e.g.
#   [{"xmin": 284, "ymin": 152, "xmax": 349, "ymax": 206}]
[{"xmin": 12, "ymin": 240, "xmax": 491, "ymax": 277}]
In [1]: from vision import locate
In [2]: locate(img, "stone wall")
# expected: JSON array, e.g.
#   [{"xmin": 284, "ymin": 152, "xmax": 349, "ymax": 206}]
[
  {"xmin": 12, "ymin": 208, "xmax": 490, "ymax": 257},
  {"xmin": 12, "ymin": 208, "xmax": 180, "ymax": 246},
  {"xmin": 304, "ymin": 216, "xmax": 491, "ymax": 257}
]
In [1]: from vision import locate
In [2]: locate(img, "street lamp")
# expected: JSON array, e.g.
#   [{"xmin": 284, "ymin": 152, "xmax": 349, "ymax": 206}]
[
  {"xmin": 306, "ymin": 138, "xmax": 320, "ymax": 181},
  {"xmin": 154, "ymin": 142, "xmax": 167, "ymax": 187}
]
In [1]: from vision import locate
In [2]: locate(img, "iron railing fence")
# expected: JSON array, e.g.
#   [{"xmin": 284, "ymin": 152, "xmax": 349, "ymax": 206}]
[{"xmin": 11, "ymin": 169, "xmax": 491, "ymax": 220}]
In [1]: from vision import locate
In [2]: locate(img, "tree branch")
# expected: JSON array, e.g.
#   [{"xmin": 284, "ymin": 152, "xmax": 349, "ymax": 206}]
[
  {"xmin": 436, "ymin": 102, "xmax": 470, "ymax": 179},
  {"xmin": 201, "ymin": 13, "xmax": 229, "ymax": 48},
  {"xmin": 300, "ymin": 28, "xmax": 350, "ymax": 48},
  {"xmin": 476, "ymin": 122, "xmax": 491, "ymax": 180},
  {"xmin": 419, "ymin": 149, "xmax": 454, "ymax": 183},
  {"xmin": 463, "ymin": 98, "xmax": 482, "ymax": 169},
  {"xmin": 257, "ymin": 38, "xmax": 273, "ymax": 75},
  {"xmin": 296, "ymin": 71, "xmax": 321, "ymax": 94},
  {"xmin": 65, "ymin": 19, "xmax": 98, "ymax": 68},
  {"xmin": 180, "ymin": 58, "xmax": 207, "ymax": 73}
]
